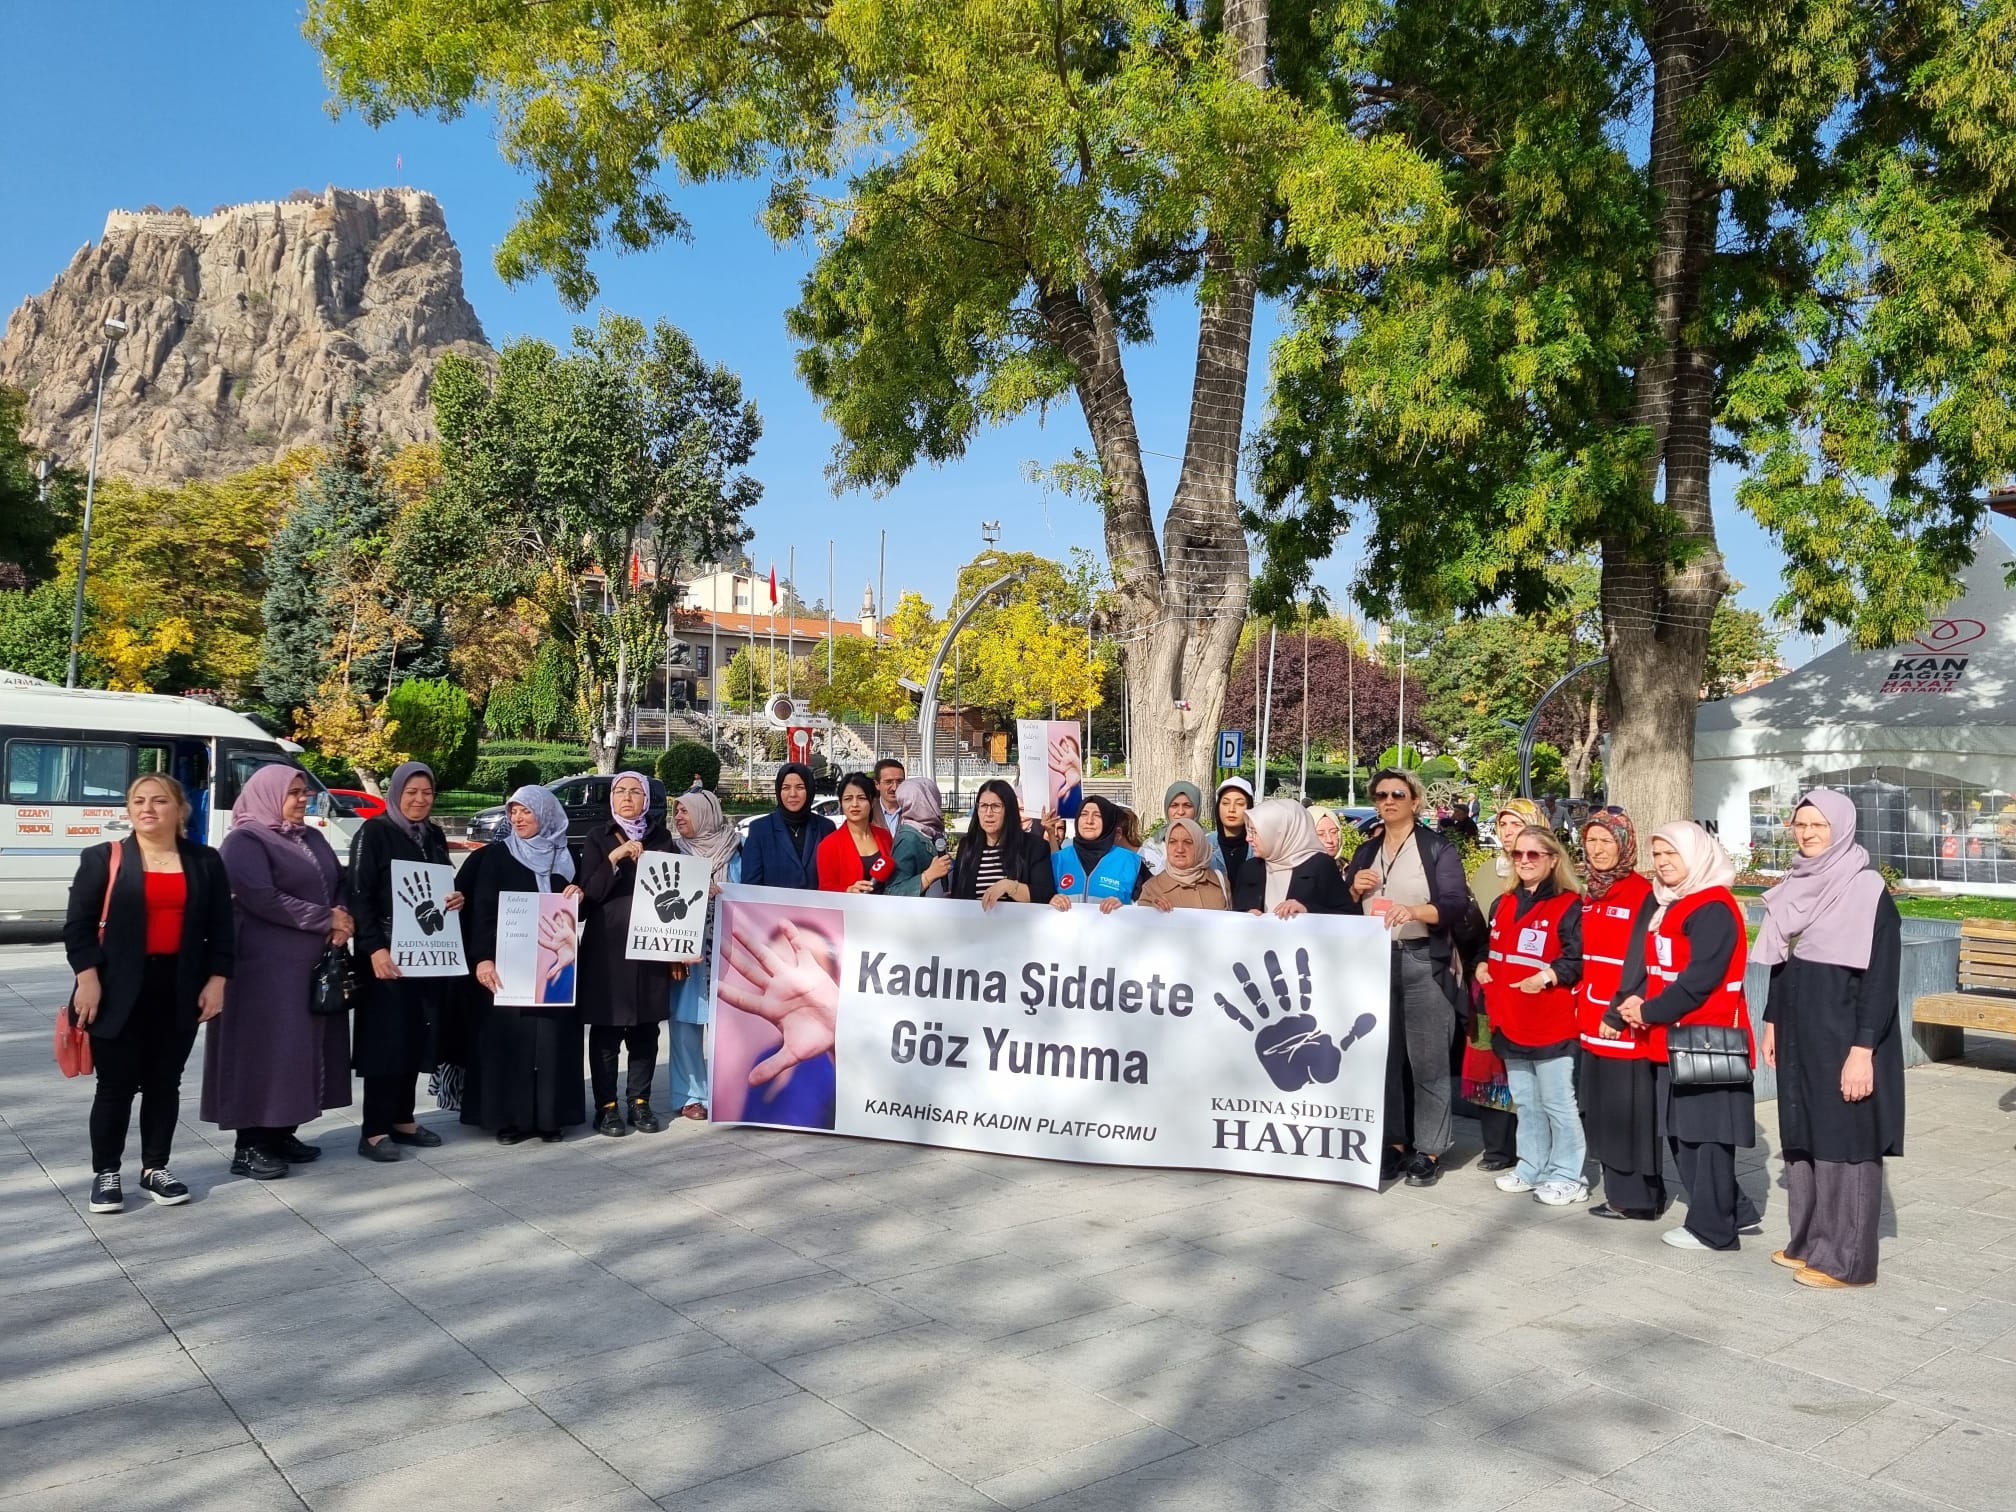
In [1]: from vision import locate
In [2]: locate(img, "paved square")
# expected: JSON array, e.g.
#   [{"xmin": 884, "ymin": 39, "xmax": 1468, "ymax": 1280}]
[{"xmin": 5, "ymin": 939, "xmax": 2016, "ymax": 1511}]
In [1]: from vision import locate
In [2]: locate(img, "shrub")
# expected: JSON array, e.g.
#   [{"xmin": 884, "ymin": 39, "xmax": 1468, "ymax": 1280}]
[
  {"xmin": 657, "ymin": 740, "xmax": 722, "ymax": 793},
  {"xmin": 386, "ymin": 678, "xmax": 479, "ymax": 790},
  {"xmin": 473, "ymin": 754, "xmax": 584, "ymax": 794}
]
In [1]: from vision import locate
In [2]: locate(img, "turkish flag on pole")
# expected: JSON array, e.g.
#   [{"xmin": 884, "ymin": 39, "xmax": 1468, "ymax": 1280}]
[
  {"xmin": 769, "ymin": 563, "xmax": 778, "ymax": 609},
  {"xmin": 629, "ymin": 549, "xmax": 641, "ymax": 588}
]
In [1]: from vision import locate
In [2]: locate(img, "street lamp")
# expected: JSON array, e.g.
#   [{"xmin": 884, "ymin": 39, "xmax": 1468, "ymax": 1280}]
[{"xmin": 66, "ymin": 315, "xmax": 126, "ymax": 688}]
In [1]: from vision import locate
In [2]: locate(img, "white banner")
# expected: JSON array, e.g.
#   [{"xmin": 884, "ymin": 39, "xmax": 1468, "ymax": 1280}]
[
  {"xmin": 625, "ymin": 852, "xmax": 709, "ymax": 961},
  {"xmin": 494, "ymin": 891, "xmax": 580, "ymax": 1007},
  {"xmin": 1017, "ymin": 718, "xmax": 1084, "ymax": 819},
  {"xmin": 389, "ymin": 861, "xmax": 467, "ymax": 977},
  {"xmin": 709, "ymin": 885, "xmax": 1392, "ymax": 1187}
]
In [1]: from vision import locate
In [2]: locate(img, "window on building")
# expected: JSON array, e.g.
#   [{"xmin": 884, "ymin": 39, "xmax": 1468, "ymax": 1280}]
[{"xmin": 1749, "ymin": 763, "xmax": 2016, "ymax": 884}]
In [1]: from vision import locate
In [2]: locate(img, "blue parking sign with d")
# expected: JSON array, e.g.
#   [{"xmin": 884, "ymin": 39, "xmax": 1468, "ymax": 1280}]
[{"xmin": 1217, "ymin": 729, "xmax": 1244, "ymax": 770}]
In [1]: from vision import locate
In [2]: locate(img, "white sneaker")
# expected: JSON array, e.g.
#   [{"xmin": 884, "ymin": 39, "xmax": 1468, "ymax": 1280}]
[
  {"xmin": 1534, "ymin": 1182, "xmax": 1589, "ymax": 1207},
  {"xmin": 1661, "ymin": 1226, "xmax": 1713, "ymax": 1250},
  {"xmin": 1494, "ymin": 1172, "xmax": 1537, "ymax": 1193}
]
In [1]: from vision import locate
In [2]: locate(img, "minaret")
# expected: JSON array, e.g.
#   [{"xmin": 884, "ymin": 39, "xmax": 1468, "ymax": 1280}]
[{"xmin": 861, "ymin": 582, "xmax": 878, "ymax": 639}]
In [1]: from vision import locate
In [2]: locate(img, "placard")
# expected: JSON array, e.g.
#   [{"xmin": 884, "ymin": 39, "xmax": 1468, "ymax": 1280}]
[
  {"xmin": 389, "ymin": 860, "xmax": 468, "ymax": 976},
  {"xmin": 1017, "ymin": 719, "xmax": 1085, "ymax": 819},
  {"xmin": 494, "ymin": 891, "xmax": 580, "ymax": 1007},
  {"xmin": 625, "ymin": 852, "xmax": 709, "ymax": 961}
]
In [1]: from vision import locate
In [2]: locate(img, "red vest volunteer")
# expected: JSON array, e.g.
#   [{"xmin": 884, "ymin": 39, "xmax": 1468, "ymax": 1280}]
[
  {"xmin": 1579, "ymin": 870, "xmax": 1655, "ymax": 1057},
  {"xmin": 1639, "ymin": 885, "xmax": 1751, "ymax": 1062},
  {"xmin": 1484, "ymin": 883, "xmax": 1584, "ymax": 1050}
]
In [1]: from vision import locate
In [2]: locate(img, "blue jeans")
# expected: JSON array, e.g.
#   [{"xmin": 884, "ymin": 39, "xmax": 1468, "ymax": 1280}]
[
  {"xmin": 1502, "ymin": 1053, "xmax": 1586, "ymax": 1189},
  {"xmin": 668, "ymin": 1021, "xmax": 709, "ymax": 1110}
]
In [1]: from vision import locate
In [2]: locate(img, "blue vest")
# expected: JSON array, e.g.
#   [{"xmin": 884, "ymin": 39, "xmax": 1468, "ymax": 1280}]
[{"xmin": 1053, "ymin": 844, "xmax": 1143, "ymax": 902}]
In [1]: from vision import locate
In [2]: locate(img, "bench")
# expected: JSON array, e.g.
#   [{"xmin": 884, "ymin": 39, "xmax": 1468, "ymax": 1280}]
[{"xmin": 1907, "ymin": 918, "xmax": 2016, "ymax": 1060}]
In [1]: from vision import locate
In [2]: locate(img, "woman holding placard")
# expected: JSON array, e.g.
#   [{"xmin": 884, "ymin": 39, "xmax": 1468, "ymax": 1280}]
[
  {"xmin": 668, "ymin": 789, "xmax": 743, "ymax": 1120},
  {"xmin": 349, "ymin": 761, "xmax": 461, "ymax": 1162},
  {"xmin": 456, "ymin": 785, "xmax": 587, "ymax": 1145},
  {"xmin": 578, "ymin": 771, "xmax": 676, "ymax": 1137}
]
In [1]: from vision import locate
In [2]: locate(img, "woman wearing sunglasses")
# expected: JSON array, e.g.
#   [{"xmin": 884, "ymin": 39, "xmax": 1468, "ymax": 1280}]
[{"xmin": 1473, "ymin": 827, "xmax": 1588, "ymax": 1205}]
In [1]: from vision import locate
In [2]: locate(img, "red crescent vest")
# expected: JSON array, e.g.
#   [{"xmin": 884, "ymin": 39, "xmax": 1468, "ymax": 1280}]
[
  {"xmin": 1578, "ymin": 871, "xmax": 1654, "ymax": 1059},
  {"xmin": 1643, "ymin": 887, "xmax": 1750, "ymax": 1065},
  {"xmin": 1484, "ymin": 888, "xmax": 1580, "ymax": 1048}
]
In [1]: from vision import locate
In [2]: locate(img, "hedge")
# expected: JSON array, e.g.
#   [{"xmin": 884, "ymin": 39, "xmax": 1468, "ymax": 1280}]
[
  {"xmin": 471, "ymin": 753, "xmax": 590, "ymax": 794},
  {"xmin": 656, "ymin": 740, "xmax": 722, "ymax": 792}
]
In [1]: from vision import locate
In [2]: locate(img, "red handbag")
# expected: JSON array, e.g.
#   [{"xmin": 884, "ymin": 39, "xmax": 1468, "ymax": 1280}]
[{"xmin": 56, "ymin": 841, "xmax": 122, "ymax": 1078}]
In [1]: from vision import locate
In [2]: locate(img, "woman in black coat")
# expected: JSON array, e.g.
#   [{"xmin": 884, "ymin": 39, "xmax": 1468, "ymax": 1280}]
[
  {"xmin": 65, "ymin": 773, "xmax": 234, "ymax": 1213},
  {"xmin": 349, "ymin": 762, "xmax": 461, "ymax": 1163},
  {"xmin": 577, "ymin": 771, "xmax": 674, "ymax": 1136},
  {"xmin": 1230, "ymin": 798, "xmax": 1352, "ymax": 916},
  {"xmin": 948, "ymin": 780, "xmax": 1057, "ymax": 907}
]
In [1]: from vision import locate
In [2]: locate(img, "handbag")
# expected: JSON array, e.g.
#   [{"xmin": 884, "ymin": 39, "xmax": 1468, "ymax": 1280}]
[
  {"xmin": 56, "ymin": 840, "xmax": 123, "ymax": 1077},
  {"xmin": 309, "ymin": 945, "xmax": 354, "ymax": 1017},
  {"xmin": 1666, "ymin": 1021, "xmax": 1754, "ymax": 1089}
]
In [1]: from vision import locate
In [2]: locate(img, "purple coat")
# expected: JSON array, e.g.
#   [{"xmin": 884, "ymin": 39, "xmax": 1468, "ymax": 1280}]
[{"xmin": 201, "ymin": 823, "xmax": 352, "ymax": 1130}]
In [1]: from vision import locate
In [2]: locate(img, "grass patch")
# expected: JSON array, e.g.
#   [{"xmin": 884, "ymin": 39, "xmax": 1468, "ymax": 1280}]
[
  {"xmin": 433, "ymin": 788, "xmax": 499, "ymax": 818},
  {"xmin": 1893, "ymin": 895, "xmax": 2016, "ymax": 922}
]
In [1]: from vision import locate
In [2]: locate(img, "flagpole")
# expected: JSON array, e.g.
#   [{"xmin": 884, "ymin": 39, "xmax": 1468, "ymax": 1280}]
[
  {"xmin": 768, "ymin": 559, "xmax": 778, "ymax": 702},
  {"xmin": 786, "ymin": 546, "xmax": 795, "ymax": 699}
]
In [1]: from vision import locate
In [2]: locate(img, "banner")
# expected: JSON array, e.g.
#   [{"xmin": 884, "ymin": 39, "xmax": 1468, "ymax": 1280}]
[
  {"xmin": 494, "ymin": 891, "xmax": 580, "ymax": 1007},
  {"xmin": 1017, "ymin": 719, "xmax": 1084, "ymax": 819},
  {"xmin": 625, "ymin": 852, "xmax": 709, "ymax": 961},
  {"xmin": 389, "ymin": 861, "xmax": 467, "ymax": 977},
  {"xmin": 709, "ymin": 885, "xmax": 1392, "ymax": 1187}
]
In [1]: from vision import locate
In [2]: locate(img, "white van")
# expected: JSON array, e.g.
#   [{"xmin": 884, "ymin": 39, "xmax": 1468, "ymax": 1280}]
[{"xmin": 0, "ymin": 678, "xmax": 356, "ymax": 921}]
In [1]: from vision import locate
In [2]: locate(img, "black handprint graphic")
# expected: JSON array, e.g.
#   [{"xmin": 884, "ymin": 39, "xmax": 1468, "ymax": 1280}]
[
  {"xmin": 1215, "ymin": 947, "xmax": 1377, "ymax": 1091},
  {"xmin": 398, "ymin": 871, "xmax": 445, "ymax": 935},
  {"xmin": 642, "ymin": 860, "xmax": 707, "ymax": 923}
]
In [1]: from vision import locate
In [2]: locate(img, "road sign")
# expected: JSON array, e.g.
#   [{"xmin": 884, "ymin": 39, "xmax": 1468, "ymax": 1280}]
[
  {"xmin": 1217, "ymin": 730, "xmax": 1245, "ymax": 770},
  {"xmin": 786, "ymin": 726, "xmax": 813, "ymax": 764}
]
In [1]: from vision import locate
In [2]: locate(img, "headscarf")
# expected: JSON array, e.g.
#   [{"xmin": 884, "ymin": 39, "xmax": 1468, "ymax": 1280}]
[
  {"xmin": 1163, "ymin": 780, "xmax": 1205, "ymax": 825},
  {"xmin": 1159, "ymin": 816, "xmax": 1223, "ymax": 897},
  {"xmin": 1756, "ymin": 788, "xmax": 1886, "ymax": 970},
  {"xmin": 609, "ymin": 771, "xmax": 652, "ymax": 843},
  {"xmin": 1248, "ymin": 797, "xmax": 1323, "ymax": 910},
  {"xmin": 503, "ymin": 784, "xmax": 575, "ymax": 892},
  {"xmin": 1580, "ymin": 808, "xmax": 1638, "ymax": 900},
  {"xmin": 773, "ymin": 762, "xmax": 816, "ymax": 847},
  {"xmin": 1072, "ymin": 795, "xmax": 1125, "ymax": 872},
  {"xmin": 1308, "ymin": 806, "xmax": 1341, "ymax": 858},
  {"xmin": 1493, "ymin": 797, "xmax": 1548, "ymax": 878},
  {"xmin": 235, "ymin": 762, "xmax": 309, "ymax": 834},
  {"xmin": 675, "ymin": 789, "xmax": 741, "ymax": 890},
  {"xmin": 1648, "ymin": 820, "xmax": 1735, "ymax": 922},
  {"xmin": 896, "ymin": 777, "xmax": 946, "ymax": 843},
  {"xmin": 386, "ymin": 761, "xmax": 436, "ymax": 843}
]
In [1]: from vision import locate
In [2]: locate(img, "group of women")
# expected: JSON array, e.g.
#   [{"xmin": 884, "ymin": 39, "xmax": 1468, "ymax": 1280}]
[{"xmin": 63, "ymin": 758, "xmax": 1906, "ymax": 1289}]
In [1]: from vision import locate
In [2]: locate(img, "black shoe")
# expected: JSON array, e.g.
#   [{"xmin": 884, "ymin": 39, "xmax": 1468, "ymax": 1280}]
[
  {"xmin": 1381, "ymin": 1148, "xmax": 1407, "ymax": 1182},
  {"xmin": 1404, "ymin": 1153, "xmax": 1442, "ymax": 1187},
  {"xmin": 230, "ymin": 1148, "xmax": 288, "ymax": 1180},
  {"xmin": 388, "ymin": 1125, "xmax": 443, "ymax": 1148},
  {"xmin": 628, "ymin": 1099, "xmax": 662, "ymax": 1134},
  {"xmin": 537, "ymin": 1129, "xmax": 564, "ymax": 1144},
  {"xmin": 265, "ymin": 1135, "xmax": 321, "ymax": 1163},
  {"xmin": 1589, "ymin": 1202, "xmax": 1658, "ymax": 1221},
  {"xmin": 495, "ymin": 1127, "xmax": 530, "ymax": 1146},
  {"xmin": 356, "ymin": 1135, "xmax": 403, "ymax": 1163},
  {"xmin": 139, "ymin": 1168, "xmax": 190, "ymax": 1205},
  {"xmin": 595, "ymin": 1104, "xmax": 628, "ymax": 1138},
  {"xmin": 89, "ymin": 1172, "xmax": 123, "ymax": 1213},
  {"xmin": 1478, "ymin": 1153, "xmax": 1518, "ymax": 1173}
]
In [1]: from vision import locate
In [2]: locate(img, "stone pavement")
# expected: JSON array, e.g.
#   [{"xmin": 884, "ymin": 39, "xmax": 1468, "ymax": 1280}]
[{"xmin": 5, "ymin": 937, "xmax": 2016, "ymax": 1512}]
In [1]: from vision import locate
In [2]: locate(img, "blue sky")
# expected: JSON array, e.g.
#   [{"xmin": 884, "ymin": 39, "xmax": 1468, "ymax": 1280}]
[{"xmin": 0, "ymin": 3, "xmax": 1812, "ymax": 654}]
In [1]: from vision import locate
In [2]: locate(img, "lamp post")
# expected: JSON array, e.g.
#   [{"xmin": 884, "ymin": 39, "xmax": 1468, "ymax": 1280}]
[{"xmin": 66, "ymin": 315, "xmax": 125, "ymax": 688}]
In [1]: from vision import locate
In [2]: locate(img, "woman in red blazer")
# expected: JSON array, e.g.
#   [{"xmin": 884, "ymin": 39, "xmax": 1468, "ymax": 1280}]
[{"xmin": 815, "ymin": 772, "xmax": 896, "ymax": 894}]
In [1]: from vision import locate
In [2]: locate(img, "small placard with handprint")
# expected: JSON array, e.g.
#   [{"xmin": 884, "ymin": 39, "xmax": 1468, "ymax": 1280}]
[
  {"xmin": 389, "ymin": 861, "xmax": 467, "ymax": 976},
  {"xmin": 625, "ymin": 852, "xmax": 709, "ymax": 961}
]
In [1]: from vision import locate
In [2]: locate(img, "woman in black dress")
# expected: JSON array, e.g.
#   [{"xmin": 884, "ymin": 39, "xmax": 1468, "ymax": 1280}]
[
  {"xmin": 1758, "ymin": 788, "xmax": 1903, "ymax": 1288},
  {"xmin": 456, "ymin": 785, "xmax": 587, "ymax": 1144},
  {"xmin": 350, "ymin": 761, "xmax": 460, "ymax": 1162},
  {"xmin": 577, "ymin": 771, "xmax": 674, "ymax": 1137}
]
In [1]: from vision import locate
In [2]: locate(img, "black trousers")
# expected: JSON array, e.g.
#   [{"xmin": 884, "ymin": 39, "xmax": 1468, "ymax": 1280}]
[
  {"xmin": 1600, "ymin": 1162, "xmax": 1668, "ymax": 1214},
  {"xmin": 89, "ymin": 957, "xmax": 198, "ymax": 1173},
  {"xmin": 361, "ymin": 1074, "xmax": 419, "ymax": 1138},
  {"xmin": 235, "ymin": 1124, "xmax": 300, "ymax": 1151},
  {"xmin": 589, "ymin": 1023, "xmax": 660, "ymax": 1107},
  {"xmin": 1479, "ymin": 1106, "xmax": 1519, "ymax": 1161},
  {"xmin": 1671, "ymin": 1137, "xmax": 1760, "ymax": 1250}
]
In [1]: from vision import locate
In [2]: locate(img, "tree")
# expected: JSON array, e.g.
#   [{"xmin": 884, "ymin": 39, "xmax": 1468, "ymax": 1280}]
[
  {"xmin": 0, "ymin": 385, "xmax": 78, "ymax": 587},
  {"xmin": 1249, "ymin": 0, "xmax": 2016, "ymax": 833},
  {"xmin": 812, "ymin": 590, "xmax": 941, "ymax": 724},
  {"xmin": 1225, "ymin": 627, "xmax": 1424, "ymax": 780},
  {"xmin": 309, "ymin": 0, "xmax": 1444, "ymax": 811},
  {"xmin": 947, "ymin": 550, "xmax": 1106, "ymax": 721},
  {"xmin": 657, "ymin": 740, "xmax": 722, "ymax": 793},
  {"xmin": 431, "ymin": 315, "xmax": 758, "ymax": 772},
  {"xmin": 484, "ymin": 632, "xmax": 577, "ymax": 741},
  {"xmin": 385, "ymin": 678, "xmax": 480, "ymax": 790},
  {"xmin": 0, "ymin": 579, "xmax": 77, "ymax": 682},
  {"xmin": 718, "ymin": 646, "xmax": 823, "ymax": 712},
  {"xmin": 1702, "ymin": 601, "xmax": 1782, "ymax": 701}
]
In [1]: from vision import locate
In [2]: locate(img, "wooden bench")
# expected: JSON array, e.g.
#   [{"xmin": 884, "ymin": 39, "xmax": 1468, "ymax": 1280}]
[{"xmin": 1908, "ymin": 918, "xmax": 2016, "ymax": 1059}]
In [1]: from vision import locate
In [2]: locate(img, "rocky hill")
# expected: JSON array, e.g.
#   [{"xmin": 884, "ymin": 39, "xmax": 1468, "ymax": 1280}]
[{"xmin": 0, "ymin": 186, "xmax": 492, "ymax": 482}]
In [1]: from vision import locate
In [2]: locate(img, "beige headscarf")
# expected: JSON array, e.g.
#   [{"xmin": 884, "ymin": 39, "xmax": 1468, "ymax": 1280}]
[
  {"xmin": 1158, "ymin": 816, "xmax": 1224, "ymax": 897},
  {"xmin": 1248, "ymin": 799, "xmax": 1323, "ymax": 910},
  {"xmin": 1648, "ymin": 820, "xmax": 1736, "ymax": 924}
]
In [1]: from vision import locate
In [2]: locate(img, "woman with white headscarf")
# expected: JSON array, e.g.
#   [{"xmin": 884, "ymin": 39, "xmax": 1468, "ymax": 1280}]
[
  {"xmin": 1612, "ymin": 821, "xmax": 1759, "ymax": 1253},
  {"xmin": 1230, "ymin": 799, "xmax": 1351, "ymax": 917},
  {"xmin": 667, "ymin": 788, "xmax": 742, "ymax": 1120},
  {"xmin": 455, "ymin": 785, "xmax": 587, "ymax": 1144}
]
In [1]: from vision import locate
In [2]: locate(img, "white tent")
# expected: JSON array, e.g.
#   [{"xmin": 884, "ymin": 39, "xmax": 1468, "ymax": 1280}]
[{"xmin": 1693, "ymin": 525, "xmax": 2016, "ymax": 891}]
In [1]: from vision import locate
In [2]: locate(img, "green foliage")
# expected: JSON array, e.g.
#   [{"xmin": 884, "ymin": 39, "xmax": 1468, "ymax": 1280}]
[
  {"xmin": 0, "ymin": 578, "xmax": 78, "ymax": 682},
  {"xmin": 385, "ymin": 677, "xmax": 480, "ymax": 790},
  {"xmin": 0, "ymin": 385, "xmax": 78, "ymax": 586},
  {"xmin": 484, "ymin": 636, "xmax": 577, "ymax": 741},
  {"xmin": 500, "ymin": 758, "xmax": 547, "ymax": 795},
  {"xmin": 656, "ymin": 740, "xmax": 722, "ymax": 793}
]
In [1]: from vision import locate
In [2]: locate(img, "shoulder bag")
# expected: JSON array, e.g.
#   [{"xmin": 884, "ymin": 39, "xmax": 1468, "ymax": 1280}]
[
  {"xmin": 1665, "ymin": 1021, "xmax": 1754, "ymax": 1089},
  {"xmin": 56, "ymin": 841, "xmax": 123, "ymax": 1076},
  {"xmin": 309, "ymin": 944, "xmax": 354, "ymax": 1017}
]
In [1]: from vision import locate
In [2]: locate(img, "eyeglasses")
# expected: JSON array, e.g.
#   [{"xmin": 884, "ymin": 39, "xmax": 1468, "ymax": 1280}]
[
  {"xmin": 1373, "ymin": 789, "xmax": 1412, "ymax": 802},
  {"xmin": 1510, "ymin": 848, "xmax": 1552, "ymax": 860}
]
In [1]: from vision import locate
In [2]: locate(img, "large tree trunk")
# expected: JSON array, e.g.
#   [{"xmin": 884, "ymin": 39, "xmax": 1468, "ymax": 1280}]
[{"xmin": 1602, "ymin": 0, "xmax": 1727, "ymax": 836}]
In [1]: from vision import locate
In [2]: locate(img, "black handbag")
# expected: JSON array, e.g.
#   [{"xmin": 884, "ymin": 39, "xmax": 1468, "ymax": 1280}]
[
  {"xmin": 1666, "ymin": 1021, "xmax": 1753, "ymax": 1088},
  {"xmin": 309, "ymin": 946, "xmax": 354, "ymax": 1017}
]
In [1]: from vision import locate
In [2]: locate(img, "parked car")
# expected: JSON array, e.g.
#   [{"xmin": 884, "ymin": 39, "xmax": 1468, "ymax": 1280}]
[
  {"xmin": 328, "ymin": 788, "xmax": 387, "ymax": 823},
  {"xmin": 464, "ymin": 773, "xmax": 669, "ymax": 846},
  {"xmin": 736, "ymin": 794, "xmax": 842, "ymax": 843}
]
